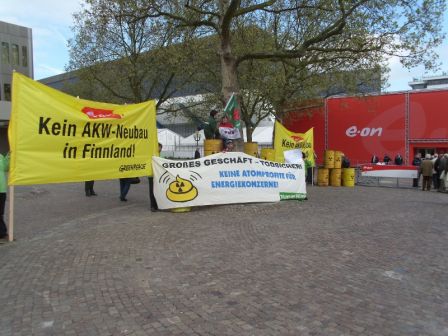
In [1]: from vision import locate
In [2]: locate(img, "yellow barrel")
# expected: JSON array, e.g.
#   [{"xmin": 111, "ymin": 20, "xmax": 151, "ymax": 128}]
[
  {"xmin": 330, "ymin": 168, "xmax": 342, "ymax": 187},
  {"xmin": 260, "ymin": 148, "xmax": 275, "ymax": 161},
  {"xmin": 317, "ymin": 168, "xmax": 329, "ymax": 186},
  {"xmin": 334, "ymin": 151, "xmax": 343, "ymax": 169},
  {"xmin": 342, "ymin": 168, "xmax": 355, "ymax": 187},
  {"xmin": 204, "ymin": 139, "xmax": 223, "ymax": 156},
  {"xmin": 324, "ymin": 150, "xmax": 335, "ymax": 168},
  {"xmin": 244, "ymin": 142, "xmax": 259, "ymax": 157}
]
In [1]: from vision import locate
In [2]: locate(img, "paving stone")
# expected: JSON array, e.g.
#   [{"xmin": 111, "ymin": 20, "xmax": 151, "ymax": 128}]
[{"xmin": 0, "ymin": 181, "xmax": 447, "ymax": 335}]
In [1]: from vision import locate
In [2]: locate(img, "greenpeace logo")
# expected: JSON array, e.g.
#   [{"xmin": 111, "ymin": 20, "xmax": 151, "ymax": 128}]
[
  {"xmin": 82, "ymin": 106, "xmax": 122, "ymax": 119},
  {"xmin": 119, "ymin": 163, "xmax": 147, "ymax": 172},
  {"xmin": 290, "ymin": 135, "xmax": 304, "ymax": 142},
  {"xmin": 346, "ymin": 126, "xmax": 383, "ymax": 138}
]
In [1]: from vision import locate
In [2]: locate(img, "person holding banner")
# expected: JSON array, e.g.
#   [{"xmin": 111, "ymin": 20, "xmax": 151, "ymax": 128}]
[
  {"xmin": 119, "ymin": 178, "xmax": 133, "ymax": 202},
  {"xmin": 218, "ymin": 115, "xmax": 241, "ymax": 143},
  {"xmin": 0, "ymin": 152, "xmax": 9, "ymax": 240}
]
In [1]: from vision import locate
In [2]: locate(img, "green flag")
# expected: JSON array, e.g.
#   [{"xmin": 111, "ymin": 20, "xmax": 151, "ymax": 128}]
[{"xmin": 224, "ymin": 94, "xmax": 241, "ymax": 128}]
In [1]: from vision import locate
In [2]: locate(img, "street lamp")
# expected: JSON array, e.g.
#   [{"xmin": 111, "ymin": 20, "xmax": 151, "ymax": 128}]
[
  {"xmin": 193, "ymin": 130, "xmax": 202, "ymax": 159},
  {"xmin": 193, "ymin": 130, "xmax": 201, "ymax": 148}
]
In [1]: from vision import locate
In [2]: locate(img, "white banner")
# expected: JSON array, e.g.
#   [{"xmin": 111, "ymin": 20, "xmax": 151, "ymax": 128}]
[
  {"xmin": 218, "ymin": 126, "xmax": 241, "ymax": 139},
  {"xmin": 361, "ymin": 164, "xmax": 418, "ymax": 178},
  {"xmin": 153, "ymin": 152, "xmax": 306, "ymax": 209}
]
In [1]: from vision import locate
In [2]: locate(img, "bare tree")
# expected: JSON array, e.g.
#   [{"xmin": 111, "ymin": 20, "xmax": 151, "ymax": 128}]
[
  {"xmin": 67, "ymin": 0, "xmax": 212, "ymax": 112},
  {"xmin": 137, "ymin": 0, "xmax": 444, "ymax": 99}
]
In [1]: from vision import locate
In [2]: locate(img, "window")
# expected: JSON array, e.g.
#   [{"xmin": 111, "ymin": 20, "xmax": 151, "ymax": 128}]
[
  {"xmin": 12, "ymin": 44, "xmax": 19, "ymax": 66},
  {"xmin": 1, "ymin": 42, "xmax": 9, "ymax": 64},
  {"xmin": 4, "ymin": 84, "xmax": 11, "ymax": 101},
  {"xmin": 22, "ymin": 46, "xmax": 28, "ymax": 67}
]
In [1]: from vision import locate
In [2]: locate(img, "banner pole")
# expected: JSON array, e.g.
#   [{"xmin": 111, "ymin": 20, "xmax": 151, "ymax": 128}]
[{"xmin": 8, "ymin": 185, "xmax": 14, "ymax": 242}]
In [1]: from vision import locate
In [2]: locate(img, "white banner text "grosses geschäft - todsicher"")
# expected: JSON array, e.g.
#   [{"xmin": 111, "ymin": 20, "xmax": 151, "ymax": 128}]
[{"xmin": 152, "ymin": 152, "xmax": 306, "ymax": 210}]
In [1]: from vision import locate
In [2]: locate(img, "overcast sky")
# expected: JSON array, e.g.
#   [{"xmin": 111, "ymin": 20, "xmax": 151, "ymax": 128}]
[{"xmin": 1, "ymin": 0, "xmax": 447, "ymax": 92}]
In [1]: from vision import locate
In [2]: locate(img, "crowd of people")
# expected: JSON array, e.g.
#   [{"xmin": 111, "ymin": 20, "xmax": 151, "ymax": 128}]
[
  {"xmin": 412, "ymin": 152, "xmax": 448, "ymax": 191},
  {"xmin": 371, "ymin": 153, "xmax": 403, "ymax": 165},
  {"xmin": 370, "ymin": 152, "xmax": 448, "ymax": 191}
]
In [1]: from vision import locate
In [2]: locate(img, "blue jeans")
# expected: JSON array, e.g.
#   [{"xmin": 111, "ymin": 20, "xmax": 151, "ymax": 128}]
[{"xmin": 119, "ymin": 179, "xmax": 131, "ymax": 199}]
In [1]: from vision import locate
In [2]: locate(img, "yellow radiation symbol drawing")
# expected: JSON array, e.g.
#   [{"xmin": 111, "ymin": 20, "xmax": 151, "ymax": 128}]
[{"xmin": 166, "ymin": 175, "xmax": 198, "ymax": 202}]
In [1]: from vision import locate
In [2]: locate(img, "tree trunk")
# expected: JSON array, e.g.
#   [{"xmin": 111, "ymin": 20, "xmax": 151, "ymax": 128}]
[
  {"xmin": 246, "ymin": 124, "xmax": 253, "ymax": 143},
  {"xmin": 220, "ymin": 41, "xmax": 238, "ymax": 101},
  {"xmin": 220, "ymin": 36, "xmax": 244, "ymax": 150}
]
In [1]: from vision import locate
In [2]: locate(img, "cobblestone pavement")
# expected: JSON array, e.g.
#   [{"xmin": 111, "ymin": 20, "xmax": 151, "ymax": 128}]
[{"xmin": 0, "ymin": 180, "xmax": 447, "ymax": 336}]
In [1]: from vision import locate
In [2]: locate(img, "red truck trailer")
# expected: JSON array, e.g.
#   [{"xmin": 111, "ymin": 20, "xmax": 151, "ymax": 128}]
[{"xmin": 284, "ymin": 89, "xmax": 448, "ymax": 166}]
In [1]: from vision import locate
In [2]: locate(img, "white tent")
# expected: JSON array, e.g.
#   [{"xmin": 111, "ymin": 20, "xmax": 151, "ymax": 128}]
[{"xmin": 244, "ymin": 126, "xmax": 273, "ymax": 145}]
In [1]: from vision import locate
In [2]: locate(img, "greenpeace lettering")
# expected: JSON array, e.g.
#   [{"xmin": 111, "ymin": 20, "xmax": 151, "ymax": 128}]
[{"xmin": 346, "ymin": 126, "xmax": 383, "ymax": 138}]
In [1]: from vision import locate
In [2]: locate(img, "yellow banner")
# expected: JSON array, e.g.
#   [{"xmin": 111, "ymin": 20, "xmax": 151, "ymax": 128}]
[
  {"xmin": 8, "ymin": 73, "xmax": 158, "ymax": 185},
  {"xmin": 274, "ymin": 121, "xmax": 314, "ymax": 165}
]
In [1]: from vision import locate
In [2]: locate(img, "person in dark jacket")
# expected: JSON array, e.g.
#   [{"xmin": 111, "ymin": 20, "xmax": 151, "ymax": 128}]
[
  {"xmin": 371, "ymin": 154, "xmax": 379, "ymax": 164},
  {"xmin": 394, "ymin": 153, "xmax": 403, "ymax": 165},
  {"xmin": 204, "ymin": 110, "xmax": 219, "ymax": 139},
  {"xmin": 432, "ymin": 154, "xmax": 439, "ymax": 189},
  {"xmin": 383, "ymin": 154, "xmax": 391, "ymax": 165},
  {"xmin": 149, "ymin": 143, "xmax": 163, "ymax": 211},
  {"xmin": 342, "ymin": 156, "xmax": 350, "ymax": 168},
  {"xmin": 412, "ymin": 153, "xmax": 422, "ymax": 187},
  {"xmin": 420, "ymin": 154, "xmax": 433, "ymax": 191}
]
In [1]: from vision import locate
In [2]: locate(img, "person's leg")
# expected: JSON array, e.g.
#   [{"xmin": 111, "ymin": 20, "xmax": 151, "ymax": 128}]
[
  {"xmin": 90, "ymin": 181, "xmax": 97, "ymax": 196},
  {"xmin": 85, "ymin": 181, "xmax": 91, "ymax": 196},
  {"xmin": 412, "ymin": 178, "xmax": 418, "ymax": 187},
  {"xmin": 119, "ymin": 179, "xmax": 127, "ymax": 201},
  {"xmin": 439, "ymin": 176, "xmax": 446, "ymax": 192},
  {"xmin": 432, "ymin": 174, "xmax": 438, "ymax": 189},
  {"xmin": 149, "ymin": 177, "xmax": 158, "ymax": 211},
  {"xmin": 424, "ymin": 176, "xmax": 431, "ymax": 190},
  {"xmin": 0, "ymin": 193, "xmax": 7, "ymax": 238},
  {"xmin": 122, "ymin": 182, "xmax": 131, "ymax": 201}
]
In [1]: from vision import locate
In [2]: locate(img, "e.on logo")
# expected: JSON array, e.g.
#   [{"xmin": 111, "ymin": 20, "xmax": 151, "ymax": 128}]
[{"xmin": 346, "ymin": 126, "xmax": 383, "ymax": 138}]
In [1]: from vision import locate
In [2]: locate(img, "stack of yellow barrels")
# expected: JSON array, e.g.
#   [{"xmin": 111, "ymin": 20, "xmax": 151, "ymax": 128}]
[
  {"xmin": 330, "ymin": 150, "xmax": 342, "ymax": 187},
  {"xmin": 318, "ymin": 150, "xmax": 355, "ymax": 187}
]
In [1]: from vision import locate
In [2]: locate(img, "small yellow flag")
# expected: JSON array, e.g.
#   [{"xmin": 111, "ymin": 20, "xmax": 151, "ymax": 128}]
[
  {"xmin": 274, "ymin": 121, "xmax": 314, "ymax": 165},
  {"xmin": 8, "ymin": 73, "xmax": 158, "ymax": 185}
]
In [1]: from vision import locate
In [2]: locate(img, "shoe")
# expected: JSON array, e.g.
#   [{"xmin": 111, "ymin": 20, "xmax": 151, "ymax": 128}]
[
  {"xmin": 86, "ymin": 191, "xmax": 91, "ymax": 197},
  {"xmin": 150, "ymin": 207, "xmax": 158, "ymax": 212},
  {"xmin": 91, "ymin": 192, "xmax": 97, "ymax": 196},
  {"xmin": 120, "ymin": 197, "xmax": 127, "ymax": 202}
]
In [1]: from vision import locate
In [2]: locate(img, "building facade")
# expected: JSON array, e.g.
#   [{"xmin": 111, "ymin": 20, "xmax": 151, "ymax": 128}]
[
  {"xmin": 284, "ymin": 89, "xmax": 448, "ymax": 166},
  {"xmin": 0, "ymin": 21, "xmax": 33, "ymax": 152},
  {"xmin": 408, "ymin": 75, "xmax": 448, "ymax": 90}
]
